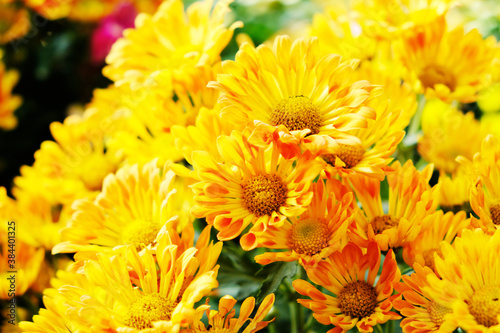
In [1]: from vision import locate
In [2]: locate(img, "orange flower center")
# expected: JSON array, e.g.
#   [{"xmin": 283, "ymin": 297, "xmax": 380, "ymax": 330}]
[
  {"xmin": 428, "ymin": 301, "xmax": 452, "ymax": 326},
  {"xmin": 242, "ymin": 174, "xmax": 287, "ymax": 217},
  {"xmin": 122, "ymin": 220, "xmax": 161, "ymax": 250},
  {"xmin": 290, "ymin": 218, "xmax": 330, "ymax": 256},
  {"xmin": 125, "ymin": 294, "xmax": 175, "ymax": 329},
  {"xmin": 270, "ymin": 96, "xmax": 322, "ymax": 135},
  {"xmin": 338, "ymin": 281, "xmax": 378, "ymax": 319},
  {"xmin": 371, "ymin": 215, "xmax": 400, "ymax": 234},
  {"xmin": 418, "ymin": 65, "xmax": 456, "ymax": 92},
  {"xmin": 323, "ymin": 143, "xmax": 365, "ymax": 169},
  {"xmin": 422, "ymin": 248, "xmax": 442, "ymax": 271},
  {"xmin": 468, "ymin": 286, "xmax": 500, "ymax": 328},
  {"xmin": 490, "ymin": 204, "xmax": 500, "ymax": 225}
]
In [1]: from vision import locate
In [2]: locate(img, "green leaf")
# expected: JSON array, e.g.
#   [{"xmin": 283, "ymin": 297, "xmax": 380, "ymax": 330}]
[{"xmin": 255, "ymin": 261, "xmax": 298, "ymax": 303}]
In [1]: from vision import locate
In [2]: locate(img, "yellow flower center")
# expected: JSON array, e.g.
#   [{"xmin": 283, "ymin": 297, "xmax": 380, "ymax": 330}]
[
  {"xmin": 338, "ymin": 281, "xmax": 378, "ymax": 319},
  {"xmin": 428, "ymin": 301, "xmax": 452, "ymax": 326},
  {"xmin": 371, "ymin": 215, "xmax": 400, "ymax": 235},
  {"xmin": 468, "ymin": 286, "xmax": 500, "ymax": 328},
  {"xmin": 125, "ymin": 294, "xmax": 175, "ymax": 330},
  {"xmin": 270, "ymin": 96, "xmax": 322, "ymax": 135},
  {"xmin": 419, "ymin": 65, "xmax": 456, "ymax": 92},
  {"xmin": 242, "ymin": 174, "xmax": 287, "ymax": 217},
  {"xmin": 122, "ymin": 220, "xmax": 161, "ymax": 251},
  {"xmin": 490, "ymin": 204, "xmax": 500, "ymax": 225},
  {"xmin": 323, "ymin": 143, "xmax": 365, "ymax": 169},
  {"xmin": 290, "ymin": 218, "xmax": 330, "ymax": 256}
]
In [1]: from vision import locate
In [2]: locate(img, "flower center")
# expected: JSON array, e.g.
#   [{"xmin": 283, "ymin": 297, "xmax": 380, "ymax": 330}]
[
  {"xmin": 122, "ymin": 219, "xmax": 161, "ymax": 251},
  {"xmin": 428, "ymin": 301, "xmax": 452, "ymax": 326},
  {"xmin": 490, "ymin": 204, "xmax": 500, "ymax": 225},
  {"xmin": 418, "ymin": 65, "xmax": 456, "ymax": 92},
  {"xmin": 422, "ymin": 248, "xmax": 442, "ymax": 271},
  {"xmin": 270, "ymin": 96, "xmax": 322, "ymax": 135},
  {"xmin": 242, "ymin": 174, "xmax": 287, "ymax": 217},
  {"xmin": 290, "ymin": 218, "xmax": 330, "ymax": 256},
  {"xmin": 338, "ymin": 281, "xmax": 378, "ymax": 319},
  {"xmin": 323, "ymin": 143, "xmax": 365, "ymax": 169},
  {"xmin": 371, "ymin": 215, "xmax": 400, "ymax": 235},
  {"xmin": 125, "ymin": 294, "xmax": 175, "ymax": 330},
  {"xmin": 467, "ymin": 286, "xmax": 500, "ymax": 328}
]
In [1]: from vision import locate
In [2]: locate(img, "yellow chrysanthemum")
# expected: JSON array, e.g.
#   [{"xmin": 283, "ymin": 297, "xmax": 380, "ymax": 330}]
[
  {"xmin": 208, "ymin": 35, "xmax": 381, "ymax": 153},
  {"xmin": 0, "ymin": 50, "xmax": 21, "ymax": 130},
  {"xmin": 395, "ymin": 15, "xmax": 499, "ymax": 103},
  {"xmin": 293, "ymin": 242, "xmax": 401, "ymax": 333},
  {"xmin": 22, "ymin": 229, "xmax": 222, "ymax": 332},
  {"xmin": 0, "ymin": 4, "xmax": 30, "ymax": 44},
  {"xmin": 349, "ymin": 160, "xmax": 440, "ymax": 251},
  {"xmin": 104, "ymin": 0, "xmax": 241, "ymax": 89},
  {"xmin": 249, "ymin": 179, "xmax": 353, "ymax": 267},
  {"xmin": 393, "ymin": 264, "xmax": 456, "ymax": 333},
  {"xmin": 458, "ymin": 134, "xmax": 500, "ymax": 231},
  {"xmin": 419, "ymin": 99, "xmax": 486, "ymax": 174},
  {"xmin": 438, "ymin": 168, "xmax": 471, "ymax": 213},
  {"xmin": 424, "ymin": 228, "xmax": 500, "ymax": 332},
  {"xmin": 191, "ymin": 129, "xmax": 325, "ymax": 248},
  {"xmin": 52, "ymin": 160, "xmax": 190, "ymax": 256},
  {"xmin": 402, "ymin": 210, "xmax": 470, "ymax": 270},
  {"xmin": 185, "ymin": 294, "xmax": 275, "ymax": 333},
  {"xmin": 321, "ymin": 60, "xmax": 415, "ymax": 180}
]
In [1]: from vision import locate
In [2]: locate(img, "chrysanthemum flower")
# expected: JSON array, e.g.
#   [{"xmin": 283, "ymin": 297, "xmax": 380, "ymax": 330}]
[
  {"xmin": 0, "ymin": 50, "xmax": 22, "ymax": 130},
  {"xmin": 53, "ymin": 160, "xmax": 191, "ymax": 256},
  {"xmin": 104, "ymin": 0, "xmax": 241, "ymax": 88},
  {"xmin": 348, "ymin": 160, "xmax": 440, "ymax": 251},
  {"xmin": 424, "ymin": 228, "xmax": 500, "ymax": 332},
  {"xmin": 402, "ymin": 210, "xmax": 469, "ymax": 270},
  {"xmin": 185, "ymin": 294, "xmax": 275, "ymax": 333},
  {"xmin": 393, "ymin": 264, "xmax": 456, "ymax": 333},
  {"xmin": 438, "ymin": 169, "xmax": 471, "ymax": 213},
  {"xmin": 23, "ymin": 229, "xmax": 222, "ymax": 332},
  {"xmin": 457, "ymin": 134, "xmax": 500, "ymax": 231},
  {"xmin": 395, "ymin": 15, "xmax": 499, "ymax": 103},
  {"xmin": 321, "ymin": 61, "xmax": 414, "ymax": 180},
  {"xmin": 0, "ymin": 4, "xmax": 30, "ymax": 44},
  {"xmin": 191, "ymin": 129, "xmax": 325, "ymax": 247},
  {"xmin": 293, "ymin": 242, "xmax": 401, "ymax": 333},
  {"xmin": 208, "ymin": 35, "xmax": 381, "ymax": 153},
  {"xmin": 418, "ymin": 99, "xmax": 486, "ymax": 174},
  {"xmin": 249, "ymin": 179, "xmax": 354, "ymax": 266}
]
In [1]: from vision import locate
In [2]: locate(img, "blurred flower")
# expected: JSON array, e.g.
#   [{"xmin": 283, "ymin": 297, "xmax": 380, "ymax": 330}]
[
  {"xmin": 90, "ymin": 1, "xmax": 137, "ymax": 64},
  {"xmin": 0, "ymin": 50, "xmax": 21, "ymax": 130},
  {"xmin": 0, "ymin": 3, "xmax": 30, "ymax": 44}
]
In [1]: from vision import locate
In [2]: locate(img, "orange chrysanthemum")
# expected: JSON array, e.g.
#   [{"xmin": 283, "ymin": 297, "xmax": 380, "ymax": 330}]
[
  {"xmin": 249, "ymin": 179, "xmax": 353, "ymax": 267},
  {"xmin": 185, "ymin": 294, "xmax": 275, "ymax": 333},
  {"xmin": 0, "ymin": 4, "xmax": 30, "ymax": 44},
  {"xmin": 209, "ymin": 35, "xmax": 381, "ymax": 153},
  {"xmin": 395, "ymin": 15, "xmax": 499, "ymax": 103},
  {"xmin": 293, "ymin": 242, "xmax": 401, "ymax": 333},
  {"xmin": 349, "ymin": 160, "xmax": 440, "ymax": 251},
  {"xmin": 191, "ymin": 129, "xmax": 325, "ymax": 248},
  {"xmin": 0, "ymin": 50, "xmax": 22, "ymax": 130},
  {"xmin": 393, "ymin": 264, "xmax": 456, "ymax": 333}
]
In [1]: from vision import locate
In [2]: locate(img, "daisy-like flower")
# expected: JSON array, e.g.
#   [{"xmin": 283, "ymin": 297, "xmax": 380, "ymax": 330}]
[
  {"xmin": 402, "ymin": 210, "xmax": 469, "ymax": 270},
  {"xmin": 191, "ymin": 129, "xmax": 325, "ymax": 248},
  {"xmin": 394, "ymin": 15, "xmax": 499, "ymax": 103},
  {"xmin": 424, "ymin": 228, "xmax": 500, "ymax": 332},
  {"xmin": 418, "ymin": 99, "xmax": 486, "ymax": 174},
  {"xmin": 0, "ymin": 49, "xmax": 22, "ymax": 130},
  {"xmin": 0, "ymin": 4, "xmax": 30, "ymax": 44},
  {"xmin": 438, "ymin": 169, "xmax": 471, "ymax": 214},
  {"xmin": 348, "ymin": 160, "xmax": 440, "ymax": 251},
  {"xmin": 208, "ymin": 35, "xmax": 381, "ymax": 153},
  {"xmin": 185, "ymin": 294, "xmax": 275, "ymax": 333},
  {"xmin": 52, "ymin": 160, "xmax": 189, "ymax": 256},
  {"xmin": 104, "ymin": 0, "xmax": 241, "ymax": 88},
  {"xmin": 393, "ymin": 264, "xmax": 456, "ymax": 333},
  {"xmin": 321, "ymin": 60, "xmax": 415, "ymax": 180},
  {"xmin": 23, "ymin": 229, "xmax": 222, "ymax": 332},
  {"xmin": 458, "ymin": 134, "xmax": 500, "ymax": 231},
  {"xmin": 293, "ymin": 242, "xmax": 401, "ymax": 333},
  {"xmin": 249, "ymin": 179, "xmax": 354, "ymax": 267}
]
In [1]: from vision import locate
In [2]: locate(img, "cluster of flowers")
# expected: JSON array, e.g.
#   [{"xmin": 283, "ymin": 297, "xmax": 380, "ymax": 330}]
[{"xmin": 2, "ymin": 0, "xmax": 500, "ymax": 332}]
